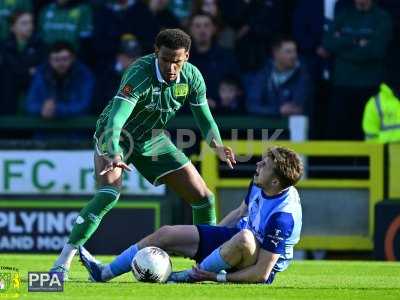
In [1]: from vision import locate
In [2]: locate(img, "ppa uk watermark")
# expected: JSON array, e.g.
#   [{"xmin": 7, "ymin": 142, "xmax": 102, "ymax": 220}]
[
  {"xmin": 28, "ymin": 272, "xmax": 64, "ymax": 292},
  {"xmin": 96, "ymin": 127, "xmax": 285, "ymax": 162}
]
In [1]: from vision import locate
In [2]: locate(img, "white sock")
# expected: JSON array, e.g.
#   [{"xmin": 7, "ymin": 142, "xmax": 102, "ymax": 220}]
[
  {"xmin": 101, "ymin": 264, "xmax": 116, "ymax": 281},
  {"xmin": 53, "ymin": 243, "xmax": 78, "ymax": 270}
]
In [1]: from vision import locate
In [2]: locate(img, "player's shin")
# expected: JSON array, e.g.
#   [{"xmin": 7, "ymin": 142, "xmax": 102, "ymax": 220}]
[
  {"xmin": 107, "ymin": 244, "xmax": 140, "ymax": 279},
  {"xmin": 52, "ymin": 243, "xmax": 77, "ymax": 270},
  {"xmin": 67, "ymin": 186, "xmax": 120, "ymax": 246},
  {"xmin": 199, "ymin": 247, "xmax": 232, "ymax": 273},
  {"xmin": 191, "ymin": 194, "xmax": 217, "ymax": 225}
]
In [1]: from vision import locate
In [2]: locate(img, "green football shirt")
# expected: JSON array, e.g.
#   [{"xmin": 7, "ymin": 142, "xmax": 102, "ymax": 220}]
[
  {"xmin": 95, "ymin": 53, "xmax": 210, "ymax": 146},
  {"xmin": 39, "ymin": 2, "xmax": 92, "ymax": 49}
]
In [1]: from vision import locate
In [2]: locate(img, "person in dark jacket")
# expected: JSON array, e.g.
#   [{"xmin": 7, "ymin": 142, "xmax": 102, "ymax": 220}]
[
  {"xmin": 243, "ymin": 37, "xmax": 312, "ymax": 117},
  {"xmin": 0, "ymin": 10, "xmax": 44, "ymax": 115},
  {"xmin": 234, "ymin": 0, "xmax": 285, "ymax": 72},
  {"xmin": 189, "ymin": 12, "xmax": 239, "ymax": 109},
  {"xmin": 26, "ymin": 41, "xmax": 94, "ymax": 118},
  {"xmin": 92, "ymin": 0, "xmax": 159, "ymax": 70},
  {"xmin": 91, "ymin": 34, "xmax": 142, "ymax": 115},
  {"xmin": 322, "ymin": 0, "xmax": 392, "ymax": 140}
]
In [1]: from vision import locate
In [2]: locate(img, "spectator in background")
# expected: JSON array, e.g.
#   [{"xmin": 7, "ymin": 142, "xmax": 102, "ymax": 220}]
[
  {"xmin": 191, "ymin": 0, "xmax": 235, "ymax": 49},
  {"xmin": 292, "ymin": 0, "xmax": 347, "ymax": 139},
  {"xmin": 92, "ymin": 34, "xmax": 142, "ymax": 115},
  {"xmin": 0, "ymin": 0, "xmax": 32, "ymax": 41},
  {"xmin": 243, "ymin": 37, "xmax": 312, "ymax": 117},
  {"xmin": 235, "ymin": 0, "xmax": 285, "ymax": 72},
  {"xmin": 322, "ymin": 0, "xmax": 392, "ymax": 140},
  {"xmin": 292, "ymin": 0, "xmax": 350, "ymax": 79},
  {"xmin": 0, "ymin": 11, "xmax": 44, "ymax": 115},
  {"xmin": 168, "ymin": 0, "xmax": 192, "ymax": 26},
  {"xmin": 362, "ymin": 80, "xmax": 400, "ymax": 143},
  {"xmin": 92, "ymin": 0, "xmax": 157, "ymax": 70},
  {"xmin": 215, "ymin": 75, "xmax": 245, "ymax": 114},
  {"xmin": 379, "ymin": 0, "xmax": 400, "ymax": 83},
  {"xmin": 189, "ymin": 12, "xmax": 239, "ymax": 109},
  {"xmin": 148, "ymin": 0, "xmax": 180, "ymax": 30},
  {"xmin": 39, "ymin": 0, "xmax": 93, "ymax": 51},
  {"xmin": 26, "ymin": 42, "xmax": 94, "ymax": 119}
]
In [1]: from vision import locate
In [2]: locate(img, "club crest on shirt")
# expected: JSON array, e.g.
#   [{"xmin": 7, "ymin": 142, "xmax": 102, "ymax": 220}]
[
  {"xmin": 173, "ymin": 83, "xmax": 189, "ymax": 97},
  {"xmin": 122, "ymin": 85, "xmax": 133, "ymax": 96}
]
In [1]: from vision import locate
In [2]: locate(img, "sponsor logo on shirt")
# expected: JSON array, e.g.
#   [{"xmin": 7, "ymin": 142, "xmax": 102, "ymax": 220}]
[{"xmin": 267, "ymin": 229, "xmax": 284, "ymax": 247}]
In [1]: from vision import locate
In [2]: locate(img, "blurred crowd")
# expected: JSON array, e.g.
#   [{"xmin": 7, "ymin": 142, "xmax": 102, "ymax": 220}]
[{"xmin": 0, "ymin": 0, "xmax": 399, "ymax": 141}]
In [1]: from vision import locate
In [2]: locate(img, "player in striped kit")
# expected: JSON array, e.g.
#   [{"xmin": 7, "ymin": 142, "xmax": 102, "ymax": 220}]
[{"xmin": 51, "ymin": 28, "xmax": 236, "ymax": 278}]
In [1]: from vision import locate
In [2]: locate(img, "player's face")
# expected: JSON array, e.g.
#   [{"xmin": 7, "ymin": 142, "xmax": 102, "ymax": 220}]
[
  {"xmin": 254, "ymin": 157, "xmax": 280, "ymax": 191},
  {"xmin": 155, "ymin": 46, "xmax": 189, "ymax": 82},
  {"xmin": 49, "ymin": 50, "xmax": 74, "ymax": 76}
]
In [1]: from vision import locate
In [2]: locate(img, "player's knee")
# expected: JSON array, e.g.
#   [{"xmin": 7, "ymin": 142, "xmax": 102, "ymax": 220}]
[
  {"xmin": 236, "ymin": 229, "xmax": 257, "ymax": 253},
  {"xmin": 154, "ymin": 225, "xmax": 174, "ymax": 247}
]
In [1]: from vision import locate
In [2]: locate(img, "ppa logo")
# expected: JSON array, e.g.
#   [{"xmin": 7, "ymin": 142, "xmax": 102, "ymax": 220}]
[{"xmin": 28, "ymin": 272, "xmax": 64, "ymax": 292}]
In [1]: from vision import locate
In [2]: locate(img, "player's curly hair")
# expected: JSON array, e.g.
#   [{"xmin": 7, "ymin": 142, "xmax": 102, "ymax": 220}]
[
  {"xmin": 155, "ymin": 28, "xmax": 191, "ymax": 51},
  {"xmin": 266, "ymin": 146, "xmax": 303, "ymax": 189}
]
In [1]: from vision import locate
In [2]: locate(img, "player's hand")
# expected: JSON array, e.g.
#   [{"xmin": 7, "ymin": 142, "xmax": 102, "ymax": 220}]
[
  {"xmin": 41, "ymin": 99, "xmax": 55, "ymax": 119},
  {"xmin": 100, "ymin": 156, "xmax": 132, "ymax": 175},
  {"xmin": 191, "ymin": 266, "xmax": 218, "ymax": 282},
  {"xmin": 215, "ymin": 144, "xmax": 236, "ymax": 169}
]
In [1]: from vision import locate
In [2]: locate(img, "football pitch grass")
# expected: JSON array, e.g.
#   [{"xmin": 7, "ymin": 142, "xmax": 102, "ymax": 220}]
[{"xmin": 1, "ymin": 254, "xmax": 399, "ymax": 300}]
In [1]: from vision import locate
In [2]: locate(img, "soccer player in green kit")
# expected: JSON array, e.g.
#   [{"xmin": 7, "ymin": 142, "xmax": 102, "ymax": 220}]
[{"xmin": 51, "ymin": 28, "xmax": 236, "ymax": 278}]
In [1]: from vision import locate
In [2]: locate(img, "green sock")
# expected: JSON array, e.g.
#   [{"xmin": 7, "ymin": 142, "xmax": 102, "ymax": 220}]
[
  {"xmin": 191, "ymin": 195, "xmax": 217, "ymax": 225},
  {"xmin": 68, "ymin": 186, "xmax": 120, "ymax": 246}
]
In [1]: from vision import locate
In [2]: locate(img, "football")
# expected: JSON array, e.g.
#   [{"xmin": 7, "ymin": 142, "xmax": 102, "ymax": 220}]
[{"xmin": 131, "ymin": 246, "xmax": 172, "ymax": 283}]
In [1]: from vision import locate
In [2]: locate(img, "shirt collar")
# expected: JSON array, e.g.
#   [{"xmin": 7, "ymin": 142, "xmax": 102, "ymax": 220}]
[{"xmin": 155, "ymin": 58, "xmax": 180, "ymax": 84}]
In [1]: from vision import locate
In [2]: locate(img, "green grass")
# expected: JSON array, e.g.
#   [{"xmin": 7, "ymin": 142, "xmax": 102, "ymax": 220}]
[{"xmin": 1, "ymin": 254, "xmax": 399, "ymax": 300}]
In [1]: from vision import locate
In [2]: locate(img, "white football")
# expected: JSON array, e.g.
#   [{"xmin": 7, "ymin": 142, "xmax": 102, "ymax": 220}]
[{"xmin": 131, "ymin": 246, "xmax": 172, "ymax": 283}]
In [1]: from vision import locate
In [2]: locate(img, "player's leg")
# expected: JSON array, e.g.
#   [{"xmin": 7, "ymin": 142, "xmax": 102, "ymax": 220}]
[
  {"xmin": 80, "ymin": 225, "xmax": 200, "ymax": 282},
  {"xmin": 52, "ymin": 150, "xmax": 123, "ymax": 274},
  {"xmin": 133, "ymin": 135, "xmax": 216, "ymax": 225},
  {"xmin": 160, "ymin": 163, "xmax": 216, "ymax": 225},
  {"xmin": 199, "ymin": 229, "xmax": 259, "ymax": 272},
  {"xmin": 170, "ymin": 229, "xmax": 259, "ymax": 282}
]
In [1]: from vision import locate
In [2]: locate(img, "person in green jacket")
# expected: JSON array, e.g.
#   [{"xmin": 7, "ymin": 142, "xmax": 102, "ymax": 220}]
[
  {"xmin": 50, "ymin": 28, "xmax": 237, "ymax": 279},
  {"xmin": 321, "ymin": 0, "xmax": 393, "ymax": 140},
  {"xmin": 0, "ymin": 0, "xmax": 32, "ymax": 41},
  {"xmin": 38, "ymin": 0, "xmax": 92, "ymax": 50},
  {"xmin": 362, "ymin": 82, "xmax": 400, "ymax": 143}
]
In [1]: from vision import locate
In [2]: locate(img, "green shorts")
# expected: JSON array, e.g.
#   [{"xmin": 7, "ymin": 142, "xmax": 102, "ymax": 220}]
[{"xmin": 94, "ymin": 134, "xmax": 190, "ymax": 186}]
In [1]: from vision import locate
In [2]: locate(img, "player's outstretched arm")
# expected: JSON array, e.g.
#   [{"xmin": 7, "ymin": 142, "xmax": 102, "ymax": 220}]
[
  {"xmin": 191, "ymin": 104, "xmax": 236, "ymax": 169},
  {"xmin": 192, "ymin": 248, "xmax": 279, "ymax": 284},
  {"xmin": 225, "ymin": 249, "xmax": 280, "ymax": 283},
  {"xmin": 100, "ymin": 100, "xmax": 135, "ymax": 175},
  {"xmin": 218, "ymin": 201, "xmax": 248, "ymax": 227}
]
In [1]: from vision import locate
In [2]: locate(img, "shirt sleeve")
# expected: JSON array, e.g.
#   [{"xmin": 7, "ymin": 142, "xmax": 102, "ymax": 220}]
[
  {"xmin": 261, "ymin": 212, "xmax": 294, "ymax": 254},
  {"xmin": 114, "ymin": 65, "xmax": 149, "ymax": 107},
  {"xmin": 103, "ymin": 65, "xmax": 149, "ymax": 156},
  {"xmin": 187, "ymin": 66, "xmax": 207, "ymax": 106}
]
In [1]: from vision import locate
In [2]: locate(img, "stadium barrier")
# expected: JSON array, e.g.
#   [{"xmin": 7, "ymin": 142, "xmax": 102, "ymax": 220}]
[
  {"xmin": 389, "ymin": 143, "xmax": 400, "ymax": 199},
  {"xmin": 199, "ymin": 141, "xmax": 384, "ymax": 251}
]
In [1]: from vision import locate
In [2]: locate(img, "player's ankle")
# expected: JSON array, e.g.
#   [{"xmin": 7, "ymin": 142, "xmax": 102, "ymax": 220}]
[{"xmin": 101, "ymin": 264, "xmax": 115, "ymax": 282}]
